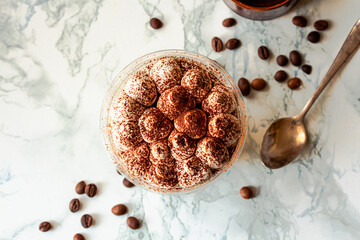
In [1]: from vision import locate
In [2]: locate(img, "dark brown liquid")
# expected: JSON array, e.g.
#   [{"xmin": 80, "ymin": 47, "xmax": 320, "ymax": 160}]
[
  {"xmin": 236, "ymin": 0, "xmax": 287, "ymax": 7},
  {"xmin": 225, "ymin": 0, "xmax": 298, "ymax": 20}
]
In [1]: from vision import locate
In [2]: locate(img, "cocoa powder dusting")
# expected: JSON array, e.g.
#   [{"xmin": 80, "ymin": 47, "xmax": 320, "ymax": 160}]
[{"xmin": 109, "ymin": 56, "xmax": 243, "ymax": 190}]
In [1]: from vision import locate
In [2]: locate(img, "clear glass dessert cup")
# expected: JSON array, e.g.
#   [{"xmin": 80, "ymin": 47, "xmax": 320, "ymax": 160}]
[{"xmin": 100, "ymin": 50, "xmax": 247, "ymax": 194}]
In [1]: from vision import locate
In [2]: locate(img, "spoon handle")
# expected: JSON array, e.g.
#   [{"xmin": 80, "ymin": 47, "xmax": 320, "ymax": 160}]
[{"xmin": 297, "ymin": 18, "xmax": 360, "ymax": 120}]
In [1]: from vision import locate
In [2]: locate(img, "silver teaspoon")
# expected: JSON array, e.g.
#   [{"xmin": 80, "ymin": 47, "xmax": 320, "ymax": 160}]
[{"xmin": 260, "ymin": 18, "xmax": 360, "ymax": 169}]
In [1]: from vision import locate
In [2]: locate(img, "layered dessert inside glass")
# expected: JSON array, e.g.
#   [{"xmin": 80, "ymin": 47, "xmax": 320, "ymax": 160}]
[{"xmin": 106, "ymin": 53, "xmax": 245, "ymax": 192}]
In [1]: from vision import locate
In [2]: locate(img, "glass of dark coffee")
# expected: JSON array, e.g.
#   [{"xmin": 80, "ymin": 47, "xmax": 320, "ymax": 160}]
[{"xmin": 224, "ymin": 0, "xmax": 299, "ymax": 21}]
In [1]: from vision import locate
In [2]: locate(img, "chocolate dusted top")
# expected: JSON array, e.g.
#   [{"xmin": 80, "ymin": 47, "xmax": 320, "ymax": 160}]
[
  {"xmin": 202, "ymin": 85, "xmax": 236, "ymax": 116},
  {"xmin": 181, "ymin": 68, "xmax": 212, "ymax": 103},
  {"xmin": 150, "ymin": 58, "xmax": 182, "ymax": 94},
  {"xmin": 177, "ymin": 156, "xmax": 211, "ymax": 188},
  {"xmin": 174, "ymin": 108, "xmax": 207, "ymax": 139},
  {"xmin": 157, "ymin": 86, "xmax": 196, "ymax": 120},
  {"xmin": 208, "ymin": 113, "xmax": 241, "ymax": 147},
  {"xmin": 139, "ymin": 108, "xmax": 173, "ymax": 143},
  {"xmin": 149, "ymin": 139, "xmax": 174, "ymax": 166},
  {"xmin": 124, "ymin": 70, "xmax": 157, "ymax": 106},
  {"xmin": 149, "ymin": 139, "xmax": 170, "ymax": 161},
  {"xmin": 120, "ymin": 142, "xmax": 150, "ymax": 178},
  {"xmin": 110, "ymin": 92, "xmax": 146, "ymax": 121},
  {"xmin": 168, "ymin": 129, "xmax": 197, "ymax": 161},
  {"xmin": 110, "ymin": 55, "xmax": 243, "ymax": 190},
  {"xmin": 148, "ymin": 164, "xmax": 178, "ymax": 189},
  {"xmin": 196, "ymin": 137, "xmax": 229, "ymax": 169},
  {"xmin": 111, "ymin": 120, "xmax": 143, "ymax": 151}
]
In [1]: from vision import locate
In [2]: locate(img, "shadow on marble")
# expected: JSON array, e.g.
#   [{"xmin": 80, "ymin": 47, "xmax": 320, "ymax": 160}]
[
  {"xmin": 248, "ymin": 185, "xmax": 260, "ymax": 197},
  {"xmin": 91, "ymin": 213, "xmax": 100, "ymax": 227}
]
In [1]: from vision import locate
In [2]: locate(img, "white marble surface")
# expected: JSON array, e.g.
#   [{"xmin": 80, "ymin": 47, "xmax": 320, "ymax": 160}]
[{"xmin": 1, "ymin": 0, "xmax": 360, "ymax": 239}]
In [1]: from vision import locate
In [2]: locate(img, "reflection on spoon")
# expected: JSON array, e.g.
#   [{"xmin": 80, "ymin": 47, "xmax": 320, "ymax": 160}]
[{"xmin": 261, "ymin": 117, "xmax": 306, "ymax": 169}]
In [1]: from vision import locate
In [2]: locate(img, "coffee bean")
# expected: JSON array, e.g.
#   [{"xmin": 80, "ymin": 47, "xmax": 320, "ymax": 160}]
[
  {"xmin": 240, "ymin": 187, "xmax": 252, "ymax": 199},
  {"xmin": 307, "ymin": 31, "xmax": 320, "ymax": 43},
  {"xmin": 222, "ymin": 18, "xmax": 236, "ymax": 27},
  {"xmin": 251, "ymin": 78, "xmax": 266, "ymax": 91},
  {"xmin": 276, "ymin": 55, "xmax": 288, "ymax": 66},
  {"xmin": 116, "ymin": 170, "xmax": 122, "ymax": 175},
  {"xmin": 149, "ymin": 18, "xmax": 163, "ymax": 29},
  {"xmin": 69, "ymin": 198, "xmax": 81, "ymax": 213},
  {"xmin": 314, "ymin": 20, "xmax": 329, "ymax": 31},
  {"xmin": 39, "ymin": 221, "xmax": 52, "ymax": 232},
  {"xmin": 288, "ymin": 77, "xmax": 302, "ymax": 89},
  {"xmin": 81, "ymin": 214, "xmax": 93, "ymax": 228},
  {"xmin": 274, "ymin": 70, "xmax": 288, "ymax": 82},
  {"xmin": 123, "ymin": 178, "xmax": 135, "ymax": 188},
  {"xmin": 74, "ymin": 233, "xmax": 85, "ymax": 240},
  {"xmin": 85, "ymin": 184, "xmax": 97, "ymax": 197},
  {"xmin": 258, "ymin": 46, "xmax": 270, "ymax": 60},
  {"xmin": 292, "ymin": 16, "xmax": 307, "ymax": 27},
  {"xmin": 75, "ymin": 181, "xmax": 86, "ymax": 194},
  {"xmin": 225, "ymin": 38, "xmax": 241, "ymax": 50},
  {"xmin": 301, "ymin": 64, "xmax": 312, "ymax": 74},
  {"xmin": 289, "ymin": 50, "xmax": 302, "ymax": 66},
  {"xmin": 112, "ymin": 204, "xmax": 128, "ymax": 216},
  {"xmin": 211, "ymin": 37, "xmax": 223, "ymax": 52},
  {"xmin": 127, "ymin": 216, "xmax": 141, "ymax": 230},
  {"xmin": 238, "ymin": 77, "xmax": 251, "ymax": 96}
]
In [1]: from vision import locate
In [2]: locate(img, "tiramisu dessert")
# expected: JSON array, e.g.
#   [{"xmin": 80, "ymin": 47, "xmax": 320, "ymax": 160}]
[{"xmin": 108, "ymin": 56, "xmax": 243, "ymax": 191}]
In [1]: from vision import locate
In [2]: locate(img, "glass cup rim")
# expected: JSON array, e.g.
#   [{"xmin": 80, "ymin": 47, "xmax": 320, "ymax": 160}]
[{"xmin": 100, "ymin": 49, "xmax": 248, "ymax": 194}]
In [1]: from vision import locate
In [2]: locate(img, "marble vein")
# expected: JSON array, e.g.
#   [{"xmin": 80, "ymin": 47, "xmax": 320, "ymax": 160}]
[{"xmin": 0, "ymin": 0, "xmax": 360, "ymax": 239}]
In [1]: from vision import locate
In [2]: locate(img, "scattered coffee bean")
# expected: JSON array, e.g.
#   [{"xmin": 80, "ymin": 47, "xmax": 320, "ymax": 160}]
[
  {"xmin": 69, "ymin": 198, "xmax": 81, "ymax": 213},
  {"xmin": 301, "ymin": 64, "xmax": 312, "ymax": 74},
  {"xmin": 238, "ymin": 77, "xmax": 251, "ymax": 96},
  {"xmin": 314, "ymin": 20, "xmax": 329, "ymax": 31},
  {"xmin": 39, "ymin": 221, "xmax": 52, "ymax": 232},
  {"xmin": 225, "ymin": 38, "xmax": 241, "ymax": 50},
  {"xmin": 149, "ymin": 18, "xmax": 163, "ymax": 29},
  {"xmin": 75, "ymin": 181, "xmax": 86, "ymax": 194},
  {"xmin": 276, "ymin": 55, "xmax": 288, "ymax": 66},
  {"xmin": 112, "ymin": 204, "xmax": 128, "ymax": 216},
  {"xmin": 307, "ymin": 31, "xmax": 320, "ymax": 43},
  {"xmin": 289, "ymin": 50, "xmax": 302, "ymax": 66},
  {"xmin": 81, "ymin": 214, "xmax": 93, "ymax": 228},
  {"xmin": 123, "ymin": 178, "xmax": 135, "ymax": 188},
  {"xmin": 116, "ymin": 170, "xmax": 122, "ymax": 175},
  {"xmin": 127, "ymin": 216, "xmax": 141, "ymax": 230},
  {"xmin": 85, "ymin": 183, "xmax": 97, "ymax": 197},
  {"xmin": 222, "ymin": 18, "xmax": 236, "ymax": 27},
  {"xmin": 288, "ymin": 77, "xmax": 302, "ymax": 89},
  {"xmin": 258, "ymin": 46, "xmax": 270, "ymax": 60},
  {"xmin": 211, "ymin": 37, "xmax": 223, "ymax": 52},
  {"xmin": 274, "ymin": 70, "xmax": 288, "ymax": 82},
  {"xmin": 240, "ymin": 187, "xmax": 252, "ymax": 199},
  {"xmin": 74, "ymin": 233, "xmax": 85, "ymax": 240},
  {"xmin": 251, "ymin": 78, "xmax": 267, "ymax": 91},
  {"xmin": 292, "ymin": 16, "xmax": 307, "ymax": 27}
]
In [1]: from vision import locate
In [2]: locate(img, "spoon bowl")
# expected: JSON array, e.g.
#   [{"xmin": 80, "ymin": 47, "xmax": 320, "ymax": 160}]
[{"xmin": 260, "ymin": 117, "xmax": 307, "ymax": 169}]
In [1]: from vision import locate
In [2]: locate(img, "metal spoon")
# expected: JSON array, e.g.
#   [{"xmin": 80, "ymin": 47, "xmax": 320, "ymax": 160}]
[{"xmin": 260, "ymin": 19, "xmax": 360, "ymax": 169}]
